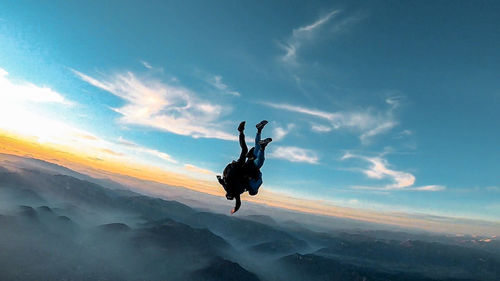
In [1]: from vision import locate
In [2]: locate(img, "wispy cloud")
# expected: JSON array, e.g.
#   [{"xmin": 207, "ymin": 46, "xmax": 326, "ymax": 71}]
[
  {"xmin": 0, "ymin": 68, "xmax": 73, "ymax": 106},
  {"xmin": 342, "ymin": 153, "xmax": 415, "ymax": 189},
  {"xmin": 73, "ymin": 69, "xmax": 237, "ymax": 141},
  {"xmin": 265, "ymin": 103, "xmax": 337, "ymax": 120},
  {"xmin": 99, "ymin": 148, "xmax": 124, "ymax": 157},
  {"xmin": 140, "ymin": 60, "xmax": 153, "ymax": 69},
  {"xmin": 208, "ymin": 75, "xmax": 241, "ymax": 97},
  {"xmin": 360, "ymin": 121, "xmax": 398, "ymax": 143},
  {"xmin": 279, "ymin": 10, "xmax": 363, "ymax": 65},
  {"xmin": 394, "ymin": 129, "xmax": 413, "ymax": 139},
  {"xmin": 272, "ymin": 123, "xmax": 295, "ymax": 142},
  {"xmin": 412, "ymin": 185, "xmax": 446, "ymax": 191},
  {"xmin": 486, "ymin": 186, "xmax": 500, "ymax": 192},
  {"xmin": 297, "ymin": 10, "xmax": 339, "ymax": 33},
  {"xmin": 0, "ymin": 69, "xmax": 178, "ymax": 165},
  {"xmin": 311, "ymin": 123, "xmax": 332, "ymax": 133},
  {"xmin": 116, "ymin": 136, "xmax": 138, "ymax": 147},
  {"xmin": 264, "ymin": 101, "xmax": 397, "ymax": 142},
  {"xmin": 117, "ymin": 137, "xmax": 178, "ymax": 164},
  {"xmin": 280, "ymin": 10, "xmax": 340, "ymax": 64},
  {"xmin": 342, "ymin": 152, "xmax": 445, "ymax": 191},
  {"xmin": 139, "ymin": 60, "xmax": 164, "ymax": 73},
  {"xmin": 0, "ymin": 67, "xmax": 87, "ymax": 146},
  {"xmin": 269, "ymin": 146, "xmax": 319, "ymax": 164},
  {"xmin": 184, "ymin": 164, "xmax": 216, "ymax": 175}
]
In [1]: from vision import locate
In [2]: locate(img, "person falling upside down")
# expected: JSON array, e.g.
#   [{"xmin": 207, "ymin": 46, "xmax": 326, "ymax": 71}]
[{"xmin": 217, "ymin": 120, "xmax": 272, "ymax": 214}]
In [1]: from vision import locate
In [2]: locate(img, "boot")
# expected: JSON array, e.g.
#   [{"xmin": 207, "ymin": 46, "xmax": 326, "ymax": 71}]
[
  {"xmin": 238, "ymin": 121, "xmax": 245, "ymax": 132},
  {"xmin": 258, "ymin": 138, "xmax": 272, "ymax": 149},
  {"xmin": 255, "ymin": 120, "xmax": 268, "ymax": 132}
]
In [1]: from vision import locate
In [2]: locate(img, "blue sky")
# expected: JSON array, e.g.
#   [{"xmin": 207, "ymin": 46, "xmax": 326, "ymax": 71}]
[{"xmin": 0, "ymin": 1, "xmax": 499, "ymax": 223}]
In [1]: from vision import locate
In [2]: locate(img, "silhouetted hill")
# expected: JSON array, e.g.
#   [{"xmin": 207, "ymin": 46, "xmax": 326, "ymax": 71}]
[
  {"xmin": 191, "ymin": 257, "xmax": 260, "ymax": 281},
  {"xmin": 185, "ymin": 211, "xmax": 309, "ymax": 251},
  {"xmin": 18, "ymin": 205, "xmax": 37, "ymax": 219},
  {"xmin": 279, "ymin": 253, "xmax": 476, "ymax": 281},
  {"xmin": 242, "ymin": 214, "xmax": 277, "ymax": 226},
  {"xmin": 114, "ymin": 195, "xmax": 197, "ymax": 222},
  {"xmin": 316, "ymin": 239, "xmax": 500, "ymax": 280},
  {"xmin": 249, "ymin": 240, "xmax": 302, "ymax": 255},
  {"xmin": 98, "ymin": 222, "xmax": 131, "ymax": 232},
  {"xmin": 0, "ymin": 165, "xmax": 198, "ymax": 223},
  {"xmin": 134, "ymin": 218, "xmax": 231, "ymax": 256}
]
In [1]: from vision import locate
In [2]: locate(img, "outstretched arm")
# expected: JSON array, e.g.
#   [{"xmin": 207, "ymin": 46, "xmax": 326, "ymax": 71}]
[
  {"xmin": 217, "ymin": 175, "xmax": 235, "ymax": 199},
  {"xmin": 231, "ymin": 194, "xmax": 241, "ymax": 214}
]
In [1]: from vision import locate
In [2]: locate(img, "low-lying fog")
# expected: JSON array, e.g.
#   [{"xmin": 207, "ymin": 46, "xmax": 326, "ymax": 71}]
[{"xmin": 0, "ymin": 154, "xmax": 499, "ymax": 281}]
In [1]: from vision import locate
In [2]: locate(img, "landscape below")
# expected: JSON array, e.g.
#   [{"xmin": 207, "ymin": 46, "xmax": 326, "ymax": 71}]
[{"xmin": 0, "ymin": 153, "xmax": 498, "ymax": 281}]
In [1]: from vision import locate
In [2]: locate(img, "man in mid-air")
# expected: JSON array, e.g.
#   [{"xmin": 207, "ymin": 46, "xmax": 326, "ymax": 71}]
[{"xmin": 217, "ymin": 120, "xmax": 272, "ymax": 214}]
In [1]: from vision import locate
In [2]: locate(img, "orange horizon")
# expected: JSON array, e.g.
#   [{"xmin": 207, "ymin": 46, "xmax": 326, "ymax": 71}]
[{"xmin": 1, "ymin": 130, "xmax": 499, "ymax": 236}]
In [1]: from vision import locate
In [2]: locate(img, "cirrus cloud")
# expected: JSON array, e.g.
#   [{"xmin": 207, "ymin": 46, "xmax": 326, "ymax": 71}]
[
  {"xmin": 73, "ymin": 69, "xmax": 237, "ymax": 141},
  {"xmin": 269, "ymin": 146, "xmax": 319, "ymax": 164},
  {"xmin": 264, "ymin": 101, "xmax": 398, "ymax": 143},
  {"xmin": 342, "ymin": 152, "xmax": 445, "ymax": 192},
  {"xmin": 280, "ymin": 10, "xmax": 340, "ymax": 64},
  {"xmin": 208, "ymin": 75, "xmax": 241, "ymax": 97}
]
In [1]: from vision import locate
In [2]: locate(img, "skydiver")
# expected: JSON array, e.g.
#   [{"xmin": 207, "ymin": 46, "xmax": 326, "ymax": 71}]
[{"xmin": 216, "ymin": 120, "xmax": 272, "ymax": 214}]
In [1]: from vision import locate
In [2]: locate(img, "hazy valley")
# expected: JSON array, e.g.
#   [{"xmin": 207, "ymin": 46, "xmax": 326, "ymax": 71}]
[{"xmin": 0, "ymin": 153, "xmax": 498, "ymax": 281}]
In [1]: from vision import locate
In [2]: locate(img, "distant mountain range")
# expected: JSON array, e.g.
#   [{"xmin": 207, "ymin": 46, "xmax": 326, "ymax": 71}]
[{"xmin": 0, "ymin": 153, "xmax": 498, "ymax": 281}]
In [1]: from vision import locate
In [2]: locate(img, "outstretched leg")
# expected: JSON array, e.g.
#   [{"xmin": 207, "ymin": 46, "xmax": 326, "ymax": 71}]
[
  {"xmin": 253, "ymin": 138, "xmax": 272, "ymax": 169},
  {"xmin": 254, "ymin": 120, "xmax": 267, "ymax": 152},
  {"xmin": 253, "ymin": 120, "xmax": 270, "ymax": 169},
  {"xmin": 237, "ymin": 121, "xmax": 248, "ymax": 164}
]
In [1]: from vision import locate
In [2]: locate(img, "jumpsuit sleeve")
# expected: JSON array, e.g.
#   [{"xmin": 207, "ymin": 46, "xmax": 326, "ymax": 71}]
[{"xmin": 232, "ymin": 195, "xmax": 241, "ymax": 214}]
